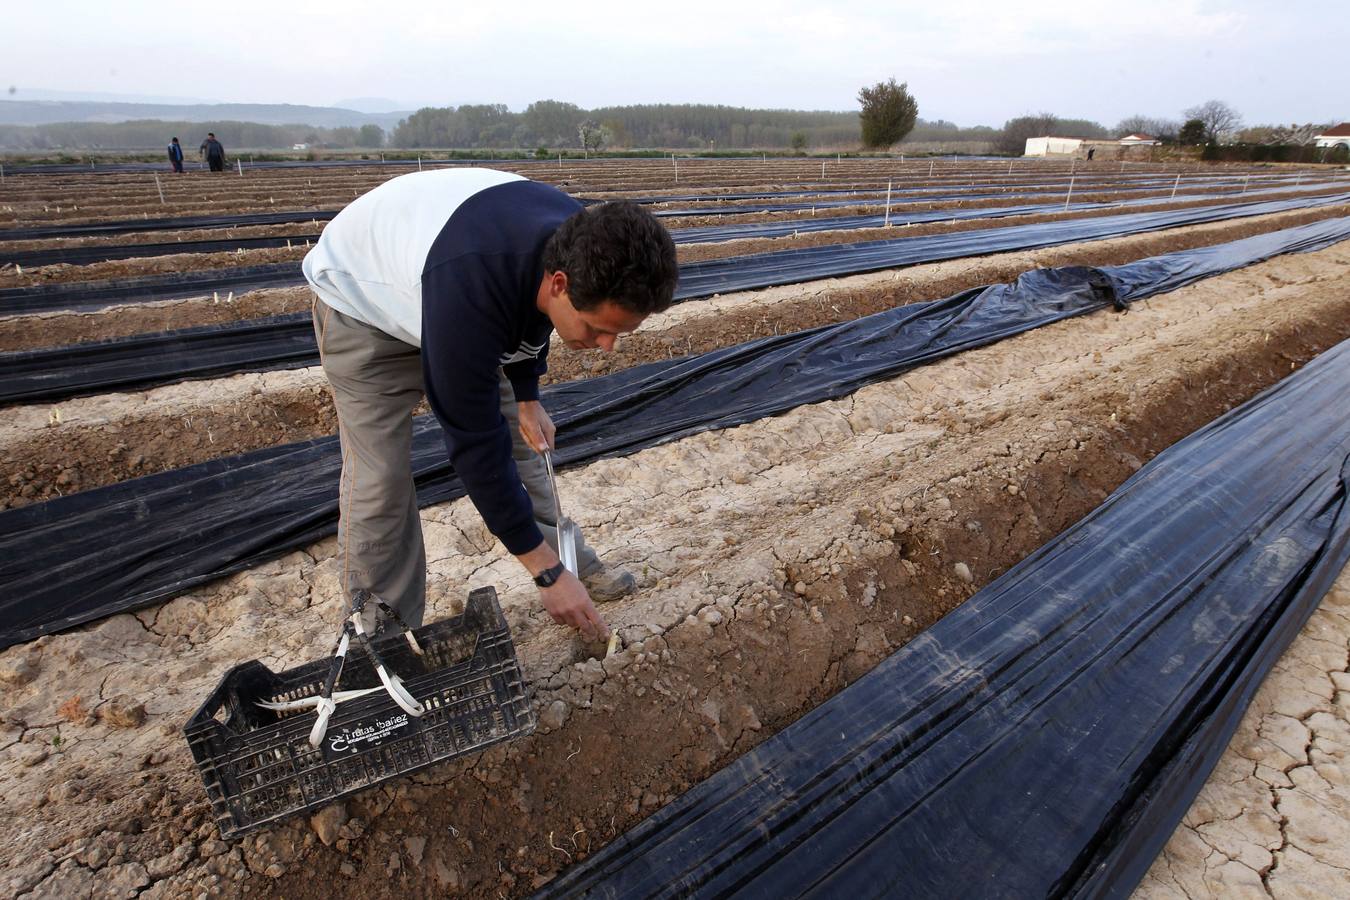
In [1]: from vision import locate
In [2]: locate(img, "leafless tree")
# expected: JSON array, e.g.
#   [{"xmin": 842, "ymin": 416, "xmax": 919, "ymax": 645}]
[
  {"xmin": 1183, "ymin": 101, "xmax": 1243, "ymax": 143},
  {"xmin": 995, "ymin": 112, "xmax": 1060, "ymax": 156},
  {"xmin": 1114, "ymin": 115, "xmax": 1180, "ymax": 140}
]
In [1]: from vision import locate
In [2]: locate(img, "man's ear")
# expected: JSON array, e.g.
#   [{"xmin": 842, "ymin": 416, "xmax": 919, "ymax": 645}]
[{"xmin": 550, "ymin": 270, "xmax": 570, "ymax": 299}]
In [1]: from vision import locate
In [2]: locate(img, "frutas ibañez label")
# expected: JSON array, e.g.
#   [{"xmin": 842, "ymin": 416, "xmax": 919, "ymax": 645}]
[{"xmin": 325, "ymin": 713, "xmax": 410, "ymax": 755}]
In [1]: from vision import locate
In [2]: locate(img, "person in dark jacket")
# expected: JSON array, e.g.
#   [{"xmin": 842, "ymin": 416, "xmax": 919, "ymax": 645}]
[
  {"xmin": 167, "ymin": 137, "xmax": 184, "ymax": 173},
  {"xmin": 200, "ymin": 133, "xmax": 226, "ymax": 172},
  {"xmin": 304, "ymin": 169, "xmax": 678, "ymax": 640}
]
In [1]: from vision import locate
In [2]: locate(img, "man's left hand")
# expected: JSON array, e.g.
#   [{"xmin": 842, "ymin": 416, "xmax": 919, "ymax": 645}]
[{"xmin": 517, "ymin": 400, "xmax": 556, "ymax": 453}]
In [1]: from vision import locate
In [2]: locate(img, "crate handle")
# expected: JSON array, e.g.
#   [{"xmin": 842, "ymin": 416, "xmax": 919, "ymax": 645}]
[
  {"xmin": 350, "ymin": 604, "xmax": 425, "ymax": 719},
  {"xmin": 293, "ymin": 592, "xmax": 428, "ymax": 749}
]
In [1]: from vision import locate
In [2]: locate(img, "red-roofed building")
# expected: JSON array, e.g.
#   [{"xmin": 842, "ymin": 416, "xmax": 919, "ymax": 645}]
[{"xmin": 1314, "ymin": 123, "xmax": 1350, "ymax": 149}]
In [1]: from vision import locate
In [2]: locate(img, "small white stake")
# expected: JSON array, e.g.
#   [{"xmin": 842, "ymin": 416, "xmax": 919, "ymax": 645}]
[
  {"xmin": 1171, "ymin": 173, "xmax": 1181, "ymax": 199},
  {"xmin": 237, "ymin": 159, "xmax": 243, "ymax": 176},
  {"xmin": 821, "ymin": 160, "xmax": 826, "ymax": 179},
  {"xmin": 929, "ymin": 160, "xmax": 934, "ymax": 176},
  {"xmin": 1242, "ymin": 174, "xmax": 1250, "ymax": 193},
  {"xmin": 154, "ymin": 174, "xmax": 165, "ymax": 204},
  {"xmin": 417, "ymin": 155, "xmax": 422, "ymax": 171},
  {"xmin": 884, "ymin": 179, "xmax": 892, "ymax": 227},
  {"xmin": 1064, "ymin": 175, "xmax": 1075, "ymax": 210}
]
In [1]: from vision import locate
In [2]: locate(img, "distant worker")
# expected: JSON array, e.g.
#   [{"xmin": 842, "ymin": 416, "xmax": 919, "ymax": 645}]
[
  {"xmin": 200, "ymin": 132, "xmax": 226, "ymax": 172},
  {"xmin": 302, "ymin": 169, "xmax": 679, "ymax": 641},
  {"xmin": 1087, "ymin": 147, "xmax": 1096, "ymax": 161},
  {"xmin": 167, "ymin": 137, "xmax": 185, "ymax": 173}
]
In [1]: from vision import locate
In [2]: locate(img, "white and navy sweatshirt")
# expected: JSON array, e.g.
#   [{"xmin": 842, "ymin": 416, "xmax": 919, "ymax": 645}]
[{"xmin": 303, "ymin": 168, "xmax": 583, "ymax": 556}]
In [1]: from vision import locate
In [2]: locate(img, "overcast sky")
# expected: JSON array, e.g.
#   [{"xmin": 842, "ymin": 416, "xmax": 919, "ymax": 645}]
[{"xmin": 4, "ymin": 0, "xmax": 1345, "ymax": 127}]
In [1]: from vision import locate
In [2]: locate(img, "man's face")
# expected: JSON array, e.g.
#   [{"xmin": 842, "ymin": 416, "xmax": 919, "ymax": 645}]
[{"xmin": 554, "ymin": 297, "xmax": 646, "ymax": 351}]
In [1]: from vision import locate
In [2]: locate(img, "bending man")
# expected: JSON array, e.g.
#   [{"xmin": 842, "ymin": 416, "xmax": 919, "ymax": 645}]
[{"xmin": 303, "ymin": 168, "xmax": 678, "ymax": 640}]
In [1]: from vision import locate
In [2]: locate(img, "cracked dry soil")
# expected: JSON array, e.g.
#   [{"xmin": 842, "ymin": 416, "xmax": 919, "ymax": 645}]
[
  {"xmin": 1132, "ymin": 580, "xmax": 1350, "ymax": 899},
  {"xmin": 1, "ymin": 244, "xmax": 1349, "ymax": 898}
]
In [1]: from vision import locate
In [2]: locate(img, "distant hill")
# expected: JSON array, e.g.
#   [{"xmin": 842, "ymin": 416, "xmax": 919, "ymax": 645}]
[
  {"xmin": 0, "ymin": 100, "xmax": 411, "ymax": 131},
  {"xmin": 333, "ymin": 97, "xmax": 407, "ymax": 114}
]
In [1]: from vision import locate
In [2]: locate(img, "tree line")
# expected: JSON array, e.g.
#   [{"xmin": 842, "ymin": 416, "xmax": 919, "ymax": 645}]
[{"xmin": 0, "ymin": 94, "xmax": 1337, "ymax": 157}]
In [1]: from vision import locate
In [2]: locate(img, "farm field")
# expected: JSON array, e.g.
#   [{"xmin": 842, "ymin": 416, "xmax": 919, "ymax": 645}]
[{"xmin": 1, "ymin": 157, "xmax": 1349, "ymax": 898}]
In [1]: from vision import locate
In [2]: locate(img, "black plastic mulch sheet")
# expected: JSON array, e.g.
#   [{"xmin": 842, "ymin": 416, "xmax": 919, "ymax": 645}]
[
  {"xmin": 1, "ymin": 219, "xmax": 1347, "ymax": 650},
  {"xmin": 0, "ymin": 261, "xmax": 304, "ymax": 316},
  {"xmin": 6, "ymin": 182, "xmax": 1338, "ymax": 268},
  {"xmin": 0, "ymin": 314, "xmax": 319, "ymax": 403},
  {"xmin": 537, "ymin": 337, "xmax": 1350, "ymax": 900},
  {"xmin": 0, "ymin": 209, "xmax": 336, "ymax": 241},
  {"xmin": 675, "ymin": 191, "xmax": 1350, "ymax": 297},
  {"xmin": 5, "ymin": 189, "xmax": 1347, "ymax": 319},
  {"xmin": 671, "ymin": 182, "xmax": 1342, "ymax": 244},
  {"xmin": 5, "ymin": 206, "xmax": 1350, "ymax": 409},
  {"xmin": 0, "ymin": 233, "xmax": 323, "ymax": 268},
  {"xmin": 645, "ymin": 179, "xmax": 1255, "ymax": 218}
]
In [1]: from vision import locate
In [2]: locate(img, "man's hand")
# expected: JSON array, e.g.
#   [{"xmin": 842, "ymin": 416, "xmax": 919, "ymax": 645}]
[
  {"xmin": 517, "ymin": 400, "xmax": 556, "ymax": 453},
  {"xmin": 539, "ymin": 571, "xmax": 609, "ymax": 641}
]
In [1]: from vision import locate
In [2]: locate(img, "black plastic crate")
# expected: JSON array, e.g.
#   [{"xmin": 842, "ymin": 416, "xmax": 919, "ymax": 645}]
[{"xmin": 184, "ymin": 586, "xmax": 534, "ymax": 839}]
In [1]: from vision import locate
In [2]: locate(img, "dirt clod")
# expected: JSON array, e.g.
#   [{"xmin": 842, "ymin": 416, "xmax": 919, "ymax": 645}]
[
  {"xmin": 310, "ymin": 803, "xmax": 349, "ymax": 847},
  {"xmin": 18, "ymin": 746, "xmax": 49, "ymax": 767},
  {"xmin": 101, "ymin": 697, "xmax": 147, "ymax": 729},
  {"xmin": 0, "ymin": 655, "xmax": 38, "ymax": 686},
  {"xmin": 539, "ymin": 700, "xmax": 569, "ymax": 731}
]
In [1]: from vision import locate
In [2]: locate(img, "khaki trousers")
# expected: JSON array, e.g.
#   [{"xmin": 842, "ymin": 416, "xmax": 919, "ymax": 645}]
[{"xmin": 312, "ymin": 297, "xmax": 598, "ymax": 629}]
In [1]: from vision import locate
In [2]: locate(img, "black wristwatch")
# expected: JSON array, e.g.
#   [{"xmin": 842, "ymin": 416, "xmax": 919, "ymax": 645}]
[{"xmin": 533, "ymin": 561, "xmax": 567, "ymax": 588}]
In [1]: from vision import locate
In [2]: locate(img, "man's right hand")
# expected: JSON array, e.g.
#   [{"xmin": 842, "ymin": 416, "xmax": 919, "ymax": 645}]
[{"xmin": 539, "ymin": 570, "xmax": 608, "ymax": 641}]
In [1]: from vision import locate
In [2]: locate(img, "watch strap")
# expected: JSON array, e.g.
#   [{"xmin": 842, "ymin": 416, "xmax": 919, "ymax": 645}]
[{"xmin": 533, "ymin": 561, "xmax": 567, "ymax": 588}]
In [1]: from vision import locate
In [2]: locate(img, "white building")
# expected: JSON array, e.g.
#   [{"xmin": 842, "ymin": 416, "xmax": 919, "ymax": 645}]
[
  {"xmin": 1313, "ymin": 124, "xmax": 1350, "ymax": 150},
  {"xmin": 1024, "ymin": 136, "xmax": 1085, "ymax": 157},
  {"xmin": 1118, "ymin": 133, "xmax": 1161, "ymax": 147}
]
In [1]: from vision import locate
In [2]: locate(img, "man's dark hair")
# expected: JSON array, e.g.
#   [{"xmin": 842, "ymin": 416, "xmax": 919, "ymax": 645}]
[
  {"xmin": 542, "ymin": 200, "xmax": 678, "ymax": 315},
  {"xmin": 207, "ymin": 132, "xmax": 215, "ymax": 138}
]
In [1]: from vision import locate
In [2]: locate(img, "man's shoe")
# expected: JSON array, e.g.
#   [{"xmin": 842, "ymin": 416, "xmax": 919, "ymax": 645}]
[{"xmin": 582, "ymin": 566, "xmax": 638, "ymax": 603}]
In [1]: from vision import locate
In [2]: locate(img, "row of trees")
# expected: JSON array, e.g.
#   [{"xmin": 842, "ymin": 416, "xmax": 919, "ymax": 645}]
[
  {"xmin": 391, "ymin": 101, "xmax": 875, "ymax": 150},
  {"xmin": 394, "ymin": 84, "xmax": 993, "ymax": 153}
]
